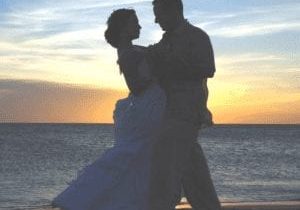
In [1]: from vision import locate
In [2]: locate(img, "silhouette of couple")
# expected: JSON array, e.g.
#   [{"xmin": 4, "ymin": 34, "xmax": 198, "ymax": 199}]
[{"xmin": 52, "ymin": 0, "xmax": 221, "ymax": 209}]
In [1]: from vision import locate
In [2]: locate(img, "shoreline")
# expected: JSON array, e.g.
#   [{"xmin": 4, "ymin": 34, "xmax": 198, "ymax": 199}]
[{"xmin": 176, "ymin": 200, "xmax": 300, "ymax": 210}]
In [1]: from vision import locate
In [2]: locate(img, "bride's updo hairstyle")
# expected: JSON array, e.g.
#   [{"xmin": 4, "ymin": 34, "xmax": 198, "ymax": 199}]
[{"xmin": 104, "ymin": 9, "xmax": 136, "ymax": 48}]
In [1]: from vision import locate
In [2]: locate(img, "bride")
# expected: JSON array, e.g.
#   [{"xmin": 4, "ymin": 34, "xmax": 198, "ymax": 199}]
[{"xmin": 51, "ymin": 9, "xmax": 166, "ymax": 210}]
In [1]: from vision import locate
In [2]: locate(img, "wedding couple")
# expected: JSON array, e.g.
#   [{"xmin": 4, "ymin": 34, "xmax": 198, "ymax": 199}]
[{"xmin": 52, "ymin": 0, "xmax": 221, "ymax": 209}]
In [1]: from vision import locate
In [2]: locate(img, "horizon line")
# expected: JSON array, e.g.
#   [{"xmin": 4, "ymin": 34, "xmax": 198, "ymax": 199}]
[{"xmin": 0, "ymin": 122, "xmax": 299, "ymax": 126}]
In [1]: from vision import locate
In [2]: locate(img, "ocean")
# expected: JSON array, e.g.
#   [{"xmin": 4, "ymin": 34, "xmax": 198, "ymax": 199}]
[{"xmin": 0, "ymin": 124, "xmax": 299, "ymax": 209}]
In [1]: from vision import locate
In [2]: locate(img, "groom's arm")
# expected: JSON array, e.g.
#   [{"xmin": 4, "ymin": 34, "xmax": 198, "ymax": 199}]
[
  {"xmin": 163, "ymin": 29, "xmax": 216, "ymax": 80},
  {"xmin": 188, "ymin": 30, "xmax": 216, "ymax": 78}
]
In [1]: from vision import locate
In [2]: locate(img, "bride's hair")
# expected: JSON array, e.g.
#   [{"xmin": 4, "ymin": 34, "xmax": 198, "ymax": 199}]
[{"xmin": 104, "ymin": 9, "xmax": 136, "ymax": 48}]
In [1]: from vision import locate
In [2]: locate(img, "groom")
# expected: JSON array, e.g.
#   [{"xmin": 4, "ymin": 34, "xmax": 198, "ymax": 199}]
[{"xmin": 146, "ymin": 0, "xmax": 221, "ymax": 209}]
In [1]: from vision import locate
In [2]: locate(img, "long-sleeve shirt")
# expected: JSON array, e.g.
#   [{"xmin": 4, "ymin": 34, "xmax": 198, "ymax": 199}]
[
  {"xmin": 147, "ymin": 20, "xmax": 215, "ymax": 83},
  {"xmin": 146, "ymin": 20, "xmax": 215, "ymax": 127}
]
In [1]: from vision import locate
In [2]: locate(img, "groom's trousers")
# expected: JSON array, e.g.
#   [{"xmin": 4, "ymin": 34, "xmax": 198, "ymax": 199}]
[
  {"xmin": 147, "ymin": 118, "xmax": 221, "ymax": 210},
  {"xmin": 175, "ymin": 141, "xmax": 221, "ymax": 210}
]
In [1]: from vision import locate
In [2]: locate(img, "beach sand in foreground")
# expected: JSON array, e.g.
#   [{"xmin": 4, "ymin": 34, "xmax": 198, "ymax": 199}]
[
  {"xmin": 46, "ymin": 201, "xmax": 300, "ymax": 210},
  {"xmin": 176, "ymin": 200, "xmax": 300, "ymax": 210}
]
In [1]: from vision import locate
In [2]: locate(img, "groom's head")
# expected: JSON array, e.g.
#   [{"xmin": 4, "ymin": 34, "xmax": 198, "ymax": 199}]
[{"xmin": 152, "ymin": 0, "xmax": 184, "ymax": 31}]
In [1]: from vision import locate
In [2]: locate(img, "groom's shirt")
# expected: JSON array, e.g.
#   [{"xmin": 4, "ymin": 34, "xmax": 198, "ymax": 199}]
[
  {"xmin": 147, "ymin": 20, "xmax": 215, "ymax": 127},
  {"xmin": 149, "ymin": 20, "xmax": 215, "ymax": 82}
]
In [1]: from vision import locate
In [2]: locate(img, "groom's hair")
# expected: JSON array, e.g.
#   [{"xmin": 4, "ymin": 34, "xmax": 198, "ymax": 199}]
[
  {"xmin": 104, "ymin": 9, "xmax": 136, "ymax": 48},
  {"xmin": 152, "ymin": 0, "xmax": 183, "ymax": 14}
]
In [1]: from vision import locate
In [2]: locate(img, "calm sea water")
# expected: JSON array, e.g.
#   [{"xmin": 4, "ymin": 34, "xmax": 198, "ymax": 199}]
[{"xmin": 0, "ymin": 124, "xmax": 299, "ymax": 209}]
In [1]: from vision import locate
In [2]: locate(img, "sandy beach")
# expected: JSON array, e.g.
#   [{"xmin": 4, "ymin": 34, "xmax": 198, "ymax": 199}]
[
  {"xmin": 175, "ymin": 201, "xmax": 300, "ymax": 210},
  {"xmin": 46, "ymin": 201, "xmax": 300, "ymax": 210}
]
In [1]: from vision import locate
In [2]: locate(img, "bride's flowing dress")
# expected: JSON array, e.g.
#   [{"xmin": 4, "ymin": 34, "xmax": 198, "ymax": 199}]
[{"xmin": 52, "ymin": 46, "xmax": 166, "ymax": 210}]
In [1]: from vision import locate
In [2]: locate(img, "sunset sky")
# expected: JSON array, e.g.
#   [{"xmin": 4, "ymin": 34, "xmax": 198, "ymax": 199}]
[{"xmin": 0, "ymin": 0, "xmax": 299, "ymax": 123}]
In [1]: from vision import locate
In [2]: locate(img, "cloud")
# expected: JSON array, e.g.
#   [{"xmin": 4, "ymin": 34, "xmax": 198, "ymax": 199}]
[
  {"xmin": 217, "ymin": 53, "xmax": 284, "ymax": 65},
  {"xmin": 0, "ymin": 79, "xmax": 127, "ymax": 123},
  {"xmin": 0, "ymin": 0, "xmax": 154, "ymax": 90},
  {"xmin": 208, "ymin": 22, "xmax": 300, "ymax": 38},
  {"xmin": 191, "ymin": 2, "xmax": 300, "ymax": 38},
  {"xmin": 0, "ymin": 0, "xmax": 152, "ymax": 41},
  {"xmin": 212, "ymin": 52, "xmax": 300, "ymax": 91}
]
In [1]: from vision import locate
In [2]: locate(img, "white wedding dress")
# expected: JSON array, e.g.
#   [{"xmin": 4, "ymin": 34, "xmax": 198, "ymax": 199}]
[{"xmin": 51, "ymin": 46, "xmax": 166, "ymax": 210}]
